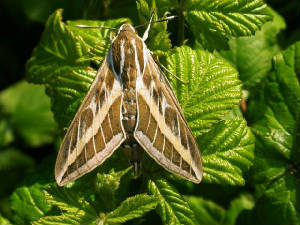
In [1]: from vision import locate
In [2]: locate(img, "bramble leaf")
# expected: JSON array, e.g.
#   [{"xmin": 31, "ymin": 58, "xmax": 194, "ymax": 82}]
[
  {"xmin": 249, "ymin": 41, "xmax": 300, "ymax": 225},
  {"xmin": 224, "ymin": 194, "xmax": 254, "ymax": 225},
  {"xmin": 105, "ymin": 194, "xmax": 158, "ymax": 224},
  {"xmin": 148, "ymin": 178, "xmax": 197, "ymax": 225},
  {"xmin": 95, "ymin": 167, "xmax": 132, "ymax": 211},
  {"xmin": 185, "ymin": 0, "xmax": 272, "ymax": 50},
  {"xmin": 136, "ymin": 0, "xmax": 172, "ymax": 56},
  {"xmin": 0, "ymin": 81, "xmax": 55, "ymax": 147},
  {"xmin": 0, "ymin": 148, "xmax": 33, "ymax": 172},
  {"xmin": 11, "ymin": 184, "xmax": 51, "ymax": 224},
  {"xmin": 33, "ymin": 185, "xmax": 158, "ymax": 225},
  {"xmin": 166, "ymin": 46, "xmax": 254, "ymax": 185},
  {"xmin": 251, "ymin": 41, "xmax": 300, "ymax": 184},
  {"xmin": 219, "ymin": 7, "xmax": 286, "ymax": 89},
  {"xmin": 187, "ymin": 196, "xmax": 225, "ymax": 225},
  {"xmin": 0, "ymin": 215, "xmax": 12, "ymax": 225},
  {"xmin": 166, "ymin": 45, "xmax": 242, "ymax": 135},
  {"xmin": 199, "ymin": 119, "xmax": 255, "ymax": 185},
  {"xmin": 33, "ymin": 185, "xmax": 97, "ymax": 225},
  {"xmin": 187, "ymin": 194, "xmax": 254, "ymax": 225}
]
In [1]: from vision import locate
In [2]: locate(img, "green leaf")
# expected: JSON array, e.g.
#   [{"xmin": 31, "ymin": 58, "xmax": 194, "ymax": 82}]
[
  {"xmin": 0, "ymin": 148, "xmax": 34, "ymax": 198},
  {"xmin": 249, "ymin": 41, "xmax": 300, "ymax": 225},
  {"xmin": 224, "ymin": 194, "xmax": 254, "ymax": 225},
  {"xmin": 137, "ymin": 0, "xmax": 176, "ymax": 16},
  {"xmin": 0, "ymin": 81, "xmax": 55, "ymax": 147},
  {"xmin": 34, "ymin": 186, "xmax": 157, "ymax": 225},
  {"xmin": 0, "ymin": 215, "xmax": 12, "ymax": 225},
  {"xmin": 25, "ymin": 9, "xmax": 92, "ymax": 129},
  {"xmin": 187, "ymin": 196, "xmax": 225, "ymax": 225},
  {"xmin": 148, "ymin": 178, "xmax": 197, "ymax": 225},
  {"xmin": 166, "ymin": 46, "xmax": 254, "ymax": 185},
  {"xmin": 33, "ymin": 214, "xmax": 95, "ymax": 225},
  {"xmin": 167, "ymin": 45, "xmax": 242, "ymax": 135},
  {"xmin": 250, "ymin": 175, "xmax": 299, "ymax": 225},
  {"xmin": 187, "ymin": 194, "xmax": 254, "ymax": 225},
  {"xmin": 200, "ymin": 119, "xmax": 255, "ymax": 185},
  {"xmin": 0, "ymin": 118, "xmax": 14, "ymax": 148},
  {"xmin": 251, "ymin": 41, "xmax": 300, "ymax": 183},
  {"xmin": 33, "ymin": 185, "xmax": 97, "ymax": 225},
  {"xmin": 46, "ymin": 185, "xmax": 97, "ymax": 217},
  {"xmin": 105, "ymin": 194, "xmax": 158, "ymax": 224},
  {"xmin": 10, "ymin": 184, "xmax": 51, "ymax": 224},
  {"xmin": 136, "ymin": 0, "xmax": 172, "ymax": 56},
  {"xmin": 0, "ymin": 148, "xmax": 33, "ymax": 172},
  {"xmin": 67, "ymin": 18, "xmax": 130, "ymax": 65},
  {"xmin": 219, "ymin": 7, "xmax": 286, "ymax": 88},
  {"xmin": 95, "ymin": 167, "xmax": 132, "ymax": 211},
  {"xmin": 26, "ymin": 9, "xmax": 127, "ymax": 129},
  {"xmin": 185, "ymin": 0, "xmax": 272, "ymax": 50}
]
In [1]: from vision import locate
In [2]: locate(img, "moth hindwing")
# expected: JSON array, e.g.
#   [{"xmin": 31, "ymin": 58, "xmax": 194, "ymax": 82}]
[{"xmin": 55, "ymin": 23, "xmax": 203, "ymax": 186}]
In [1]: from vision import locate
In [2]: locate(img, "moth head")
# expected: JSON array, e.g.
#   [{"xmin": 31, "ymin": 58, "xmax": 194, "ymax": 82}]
[{"xmin": 118, "ymin": 24, "xmax": 137, "ymax": 34}]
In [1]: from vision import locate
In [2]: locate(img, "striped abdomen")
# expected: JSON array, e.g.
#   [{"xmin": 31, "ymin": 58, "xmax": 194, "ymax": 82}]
[{"xmin": 111, "ymin": 25, "xmax": 145, "ymax": 175}]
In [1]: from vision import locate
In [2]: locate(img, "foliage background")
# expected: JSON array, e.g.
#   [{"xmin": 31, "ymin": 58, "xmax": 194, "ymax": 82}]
[{"xmin": 0, "ymin": 0, "xmax": 299, "ymax": 224}]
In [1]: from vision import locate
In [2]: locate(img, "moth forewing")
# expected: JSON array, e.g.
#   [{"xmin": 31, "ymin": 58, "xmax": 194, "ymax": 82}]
[
  {"xmin": 55, "ymin": 56, "xmax": 126, "ymax": 186},
  {"xmin": 134, "ymin": 51, "xmax": 203, "ymax": 183},
  {"xmin": 55, "ymin": 23, "xmax": 203, "ymax": 186}
]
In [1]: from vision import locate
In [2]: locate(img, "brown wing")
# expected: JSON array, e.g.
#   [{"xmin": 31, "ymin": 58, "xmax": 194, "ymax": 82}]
[
  {"xmin": 134, "ymin": 52, "xmax": 203, "ymax": 183},
  {"xmin": 55, "ymin": 56, "xmax": 126, "ymax": 186}
]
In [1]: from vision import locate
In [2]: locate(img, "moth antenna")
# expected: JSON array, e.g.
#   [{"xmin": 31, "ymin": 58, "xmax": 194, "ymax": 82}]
[
  {"xmin": 160, "ymin": 63, "xmax": 190, "ymax": 84},
  {"xmin": 136, "ymin": 15, "xmax": 177, "ymax": 31},
  {"xmin": 152, "ymin": 54, "xmax": 189, "ymax": 84},
  {"xmin": 74, "ymin": 24, "xmax": 118, "ymax": 30}
]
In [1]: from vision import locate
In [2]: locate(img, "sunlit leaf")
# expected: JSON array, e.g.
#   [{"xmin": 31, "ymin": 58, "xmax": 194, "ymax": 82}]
[
  {"xmin": 166, "ymin": 46, "xmax": 254, "ymax": 185},
  {"xmin": 11, "ymin": 184, "xmax": 51, "ymax": 224},
  {"xmin": 105, "ymin": 194, "xmax": 158, "ymax": 224},
  {"xmin": 185, "ymin": 0, "xmax": 272, "ymax": 50},
  {"xmin": 148, "ymin": 178, "xmax": 197, "ymax": 225},
  {"xmin": 220, "ymin": 7, "xmax": 286, "ymax": 88}
]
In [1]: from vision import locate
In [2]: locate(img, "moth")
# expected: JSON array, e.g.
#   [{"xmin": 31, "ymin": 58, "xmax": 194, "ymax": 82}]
[{"xmin": 55, "ymin": 20, "xmax": 203, "ymax": 186}]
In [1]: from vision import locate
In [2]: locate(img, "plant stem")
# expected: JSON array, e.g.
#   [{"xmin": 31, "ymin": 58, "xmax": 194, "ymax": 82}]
[{"xmin": 177, "ymin": 0, "xmax": 185, "ymax": 46}]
